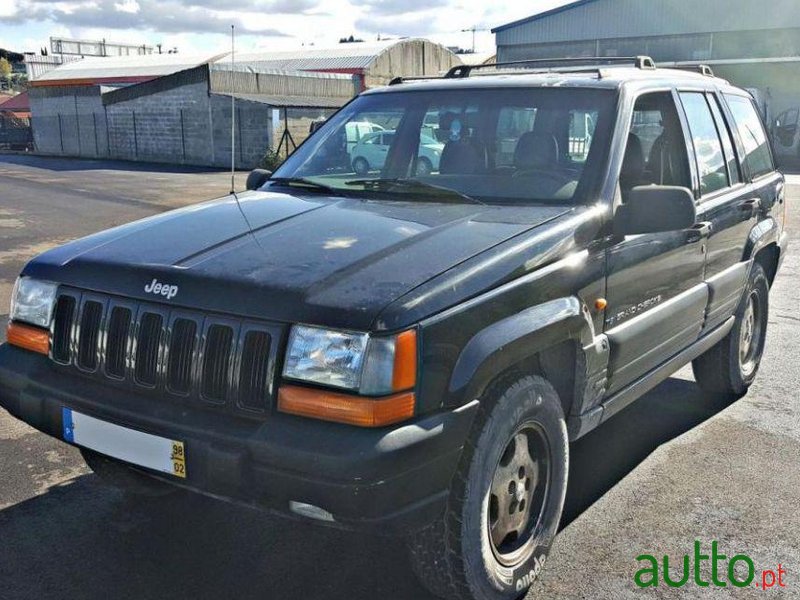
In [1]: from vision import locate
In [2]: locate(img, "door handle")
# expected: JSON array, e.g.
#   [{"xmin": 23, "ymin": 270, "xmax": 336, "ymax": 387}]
[
  {"xmin": 687, "ymin": 221, "xmax": 713, "ymax": 243},
  {"xmin": 739, "ymin": 198, "xmax": 761, "ymax": 216}
]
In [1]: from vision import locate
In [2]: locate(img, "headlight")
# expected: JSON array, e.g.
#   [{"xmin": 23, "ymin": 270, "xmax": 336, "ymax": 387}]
[
  {"xmin": 10, "ymin": 277, "xmax": 58, "ymax": 328},
  {"xmin": 283, "ymin": 325, "xmax": 417, "ymax": 395}
]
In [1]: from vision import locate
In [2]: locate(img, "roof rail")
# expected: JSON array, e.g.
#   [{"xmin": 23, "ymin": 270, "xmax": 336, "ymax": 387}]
[
  {"xmin": 668, "ymin": 64, "xmax": 715, "ymax": 77},
  {"xmin": 388, "ymin": 75, "xmax": 439, "ymax": 86},
  {"xmin": 444, "ymin": 55, "xmax": 657, "ymax": 79}
]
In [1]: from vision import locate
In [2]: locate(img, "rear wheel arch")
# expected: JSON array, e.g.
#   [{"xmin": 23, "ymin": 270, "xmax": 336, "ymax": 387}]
[{"xmin": 753, "ymin": 242, "xmax": 780, "ymax": 287}]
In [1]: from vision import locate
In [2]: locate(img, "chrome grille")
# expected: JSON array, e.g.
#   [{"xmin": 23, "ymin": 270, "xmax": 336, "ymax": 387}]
[{"xmin": 51, "ymin": 288, "xmax": 280, "ymax": 416}]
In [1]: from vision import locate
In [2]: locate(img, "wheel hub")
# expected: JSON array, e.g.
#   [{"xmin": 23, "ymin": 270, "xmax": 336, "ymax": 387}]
[
  {"xmin": 739, "ymin": 292, "xmax": 762, "ymax": 377},
  {"xmin": 486, "ymin": 424, "xmax": 550, "ymax": 567}
]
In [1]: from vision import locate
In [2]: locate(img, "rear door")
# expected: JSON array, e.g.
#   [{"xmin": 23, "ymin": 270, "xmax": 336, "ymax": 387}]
[
  {"xmin": 677, "ymin": 91, "xmax": 753, "ymax": 332},
  {"xmin": 604, "ymin": 90, "xmax": 708, "ymax": 394}
]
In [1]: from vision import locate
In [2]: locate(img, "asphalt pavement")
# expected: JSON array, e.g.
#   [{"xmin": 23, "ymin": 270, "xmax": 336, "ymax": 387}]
[{"xmin": 0, "ymin": 155, "xmax": 797, "ymax": 599}]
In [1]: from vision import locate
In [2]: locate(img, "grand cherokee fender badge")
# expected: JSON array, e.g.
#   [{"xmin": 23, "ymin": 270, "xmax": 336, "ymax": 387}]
[{"xmin": 145, "ymin": 278, "xmax": 179, "ymax": 300}]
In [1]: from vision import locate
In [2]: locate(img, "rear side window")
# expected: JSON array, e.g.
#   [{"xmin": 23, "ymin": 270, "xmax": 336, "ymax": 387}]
[
  {"xmin": 679, "ymin": 92, "xmax": 728, "ymax": 196},
  {"xmin": 707, "ymin": 94, "xmax": 741, "ymax": 185},
  {"xmin": 724, "ymin": 94, "xmax": 774, "ymax": 179}
]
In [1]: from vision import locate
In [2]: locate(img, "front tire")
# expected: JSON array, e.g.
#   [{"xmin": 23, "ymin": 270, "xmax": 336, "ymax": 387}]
[
  {"xmin": 692, "ymin": 262, "xmax": 770, "ymax": 398},
  {"xmin": 416, "ymin": 157, "xmax": 433, "ymax": 176},
  {"xmin": 407, "ymin": 375, "xmax": 568, "ymax": 600},
  {"xmin": 352, "ymin": 156, "xmax": 370, "ymax": 176}
]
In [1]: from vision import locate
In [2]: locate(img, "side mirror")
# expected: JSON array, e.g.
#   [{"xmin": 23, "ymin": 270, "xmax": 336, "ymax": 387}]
[
  {"xmin": 246, "ymin": 169, "xmax": 272, "ymax": 191},
  {"xmin": 614, "ymin": 186, "xmax": 696, "ymax": 236}
]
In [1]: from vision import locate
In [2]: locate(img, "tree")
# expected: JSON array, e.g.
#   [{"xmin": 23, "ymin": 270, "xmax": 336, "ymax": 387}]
[{"xmin": 0, "ymin": 57, "xmax": 12, "ymax": 81}]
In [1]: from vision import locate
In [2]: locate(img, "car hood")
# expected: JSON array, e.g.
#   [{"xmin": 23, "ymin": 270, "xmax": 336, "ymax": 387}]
[{"xmin": 25, "ymin": 190, "xmax": 573, "ymax": 330}]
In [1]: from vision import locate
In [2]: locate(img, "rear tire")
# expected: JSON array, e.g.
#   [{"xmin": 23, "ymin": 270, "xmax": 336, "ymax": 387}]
[
  {"xmin": 692, "ymin": 262, "xmax": 770, "ymax": 398},
  {"xmin": 81, "ymin": 449, "xmax": 177, "ymax": 498},
  {"xmin": 407, "ymin": 375, "xmax": 568, "ymax": 600}
]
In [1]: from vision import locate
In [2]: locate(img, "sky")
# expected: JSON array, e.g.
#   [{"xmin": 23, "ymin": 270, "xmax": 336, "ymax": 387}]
[{"xmin": 0, "ymin": 0, "xmax": 574, "ymax": 57}]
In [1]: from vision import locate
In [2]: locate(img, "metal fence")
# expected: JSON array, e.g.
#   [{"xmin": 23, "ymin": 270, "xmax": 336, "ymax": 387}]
[{"xmin": 0, "ymin": 116, "xmax": 33, "ymax": 150}]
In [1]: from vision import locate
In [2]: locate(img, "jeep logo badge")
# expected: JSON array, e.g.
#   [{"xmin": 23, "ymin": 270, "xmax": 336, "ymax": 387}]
[{"xmin": 144, "ymin": 278, "xmax": 179, "ymax": 300}]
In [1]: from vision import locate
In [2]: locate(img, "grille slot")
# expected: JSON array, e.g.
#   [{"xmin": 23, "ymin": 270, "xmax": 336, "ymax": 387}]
[
  {"xmin": 105, "ymin": 307, "xmax": 132, "ymax": 378},
  {"xmin": 238, "ymin": 331, "xmax": 272, "ymax": 411},
  {"xmin": 52, "ymin": 295, "xmax": 76, "ymax": 363},
  {"xmin": 134, "ymin": 313, "xmax": 163, "ymax": 386},
  {"xmin": 76, "ymin": 301, "xmax": 103, "ymax": 371},
  {"xmin": 201, "ymin": 324, "xmax": 234, "ymax": 403},
  {"xmin": 167, "ymin": 318, "xmax": 197, "ymax": 395}
]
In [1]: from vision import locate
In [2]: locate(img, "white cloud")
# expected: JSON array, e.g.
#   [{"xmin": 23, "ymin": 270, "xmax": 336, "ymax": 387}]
[{"xmin": 2, "ymin": 0, "xmax": 573, "ymax": 55}]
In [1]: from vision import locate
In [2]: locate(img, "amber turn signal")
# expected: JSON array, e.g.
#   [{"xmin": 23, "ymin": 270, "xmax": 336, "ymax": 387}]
[
  {"xmin": 7, "ymin": 322, "xmax": 50, "ymax": 355},
  {"xmin": 595, "ymin": 298, "xmax": 608, "ymax": 310},
  {"xmin": 278, "ymin": 385, "xmax": 415, "ymax": 428},
  {"xmin": 392, "ymin": 329, "xmax": 417, "ymax": 392}
]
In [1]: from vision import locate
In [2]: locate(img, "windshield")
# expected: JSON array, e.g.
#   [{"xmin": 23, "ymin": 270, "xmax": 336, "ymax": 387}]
[{"xmin": 271, "ymin": 87, "xmax": 616, "ymax": 204}]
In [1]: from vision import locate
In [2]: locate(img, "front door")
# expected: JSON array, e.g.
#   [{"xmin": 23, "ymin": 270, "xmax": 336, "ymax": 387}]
[{"xmin": 604, "ymin": 91, "xmax": 708, "ymax": 394}]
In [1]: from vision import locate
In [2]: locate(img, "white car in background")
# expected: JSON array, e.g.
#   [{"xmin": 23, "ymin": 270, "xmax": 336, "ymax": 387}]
[{"xmin": 350, "ymin": 131, "xmax": 444, "ymax": 176}]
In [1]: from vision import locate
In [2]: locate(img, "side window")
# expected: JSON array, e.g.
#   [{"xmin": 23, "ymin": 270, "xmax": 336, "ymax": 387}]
[
  {"xmin": 707, "ymin": 94, "xmax": 741, "ymax": 185},
  {"xmin": 724, "ymin": 94, "xmax": 775, "ymax": 179},
  {"xmin": 621, "ymin": 92, "xmax": 690, "ymax": 195},
  {"xmin": 679, "ymin": 92, "xmax": 729, "ymax": 196}
]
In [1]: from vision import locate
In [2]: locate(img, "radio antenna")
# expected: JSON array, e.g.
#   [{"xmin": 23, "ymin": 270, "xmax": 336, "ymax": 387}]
[{"xmin": 229, "ymin": 24, "xmax": 236, "ymax": 195}]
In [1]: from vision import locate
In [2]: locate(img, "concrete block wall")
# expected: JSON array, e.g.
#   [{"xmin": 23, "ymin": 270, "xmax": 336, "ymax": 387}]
[
  {"xmin": 280, "ymin": 107, "xmax": 336, "ymax": 155},
  {"xmin": 209, "ymin": 94, "xmax": 272, "ymax": 168},
  {"xmin": 29, "ymin": 86, "xmax": 105, "ymax": 156},
  {"xmin": 105, "ymin": 81, "xmax": 210, "ymax": 163},
  {"xmin": 29, "ymin": 71, "xmax": 341, "ymax": 169}
]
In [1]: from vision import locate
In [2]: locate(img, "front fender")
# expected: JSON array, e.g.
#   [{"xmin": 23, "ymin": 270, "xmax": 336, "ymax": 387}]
[{"xmin": 448, "ymin": 296, "xmax": 592, "ymax": 403}]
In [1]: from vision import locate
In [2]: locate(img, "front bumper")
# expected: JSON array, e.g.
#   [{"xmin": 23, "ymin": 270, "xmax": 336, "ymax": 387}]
[{"xmin": 0, "ymin": 344, "xmax": 477, "ymax": 534}]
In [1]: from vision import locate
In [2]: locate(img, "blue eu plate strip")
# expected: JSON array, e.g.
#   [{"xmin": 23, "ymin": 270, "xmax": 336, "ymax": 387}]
[{"xmin": 62, "ymin": 407, "xmax": 75, "ymax": 443}]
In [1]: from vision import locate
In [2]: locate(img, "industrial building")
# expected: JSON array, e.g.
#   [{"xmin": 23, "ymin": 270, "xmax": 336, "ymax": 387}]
[
  {"xmin": 26, "ymin": 38, "xmax": 461, "ymax": 168},
  {"xmin": 493, "ymin": 0, "xmax": 800, "ymax": 163}
]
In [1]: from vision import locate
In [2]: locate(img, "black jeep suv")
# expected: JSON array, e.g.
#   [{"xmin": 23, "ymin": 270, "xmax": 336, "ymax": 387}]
[{"xmin": 0, "ymin": 57, "xmax": 789, "ymax": 600}]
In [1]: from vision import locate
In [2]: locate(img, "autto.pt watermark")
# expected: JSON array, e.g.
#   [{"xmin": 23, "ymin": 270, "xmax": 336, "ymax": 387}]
[{"xmin": 635, "ymin": 540, "xmax": 787, "ymax": 590}]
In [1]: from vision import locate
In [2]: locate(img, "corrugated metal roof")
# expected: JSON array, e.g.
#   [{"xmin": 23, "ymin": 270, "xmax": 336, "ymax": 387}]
[
  {"xmin": 214, "ymin": 92, "xmax": 348, "ymax": 108},
  {"xmin": 32, "ymin": 52, "xmax": 226, "ymax": 84},
  {"xmin": 0, "ymin": 91, "xmax": 30, "ymax": 112},
  {"xmin": 223, "ymin": 40, "xmax": 401, "ymax": 72},
  {"xmin": 494, "ymin": 0, "xmax": 800, "ymax": 42},
  {"xmin": 210, "ymin": 39, "xmax": 457, "ymax": 73}
]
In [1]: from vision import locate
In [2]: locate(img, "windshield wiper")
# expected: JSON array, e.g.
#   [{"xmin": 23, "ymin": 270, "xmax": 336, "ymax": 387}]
[
  {"xmin": 344, "ymin": 178, "xmax": 484, "ymax": 205},
  {"xmin": 268, "ymin": 177, "xmax": 340, "ymax": 195}
]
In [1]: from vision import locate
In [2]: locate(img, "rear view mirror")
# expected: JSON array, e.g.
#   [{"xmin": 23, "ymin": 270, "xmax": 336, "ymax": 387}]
[
  {"xmin": 614, "ymin": 186, "xmax": 696, "ymax": 236},
  {"xmin": 246, "ymin": 169, "xmax": 272, "ymax": 191}
]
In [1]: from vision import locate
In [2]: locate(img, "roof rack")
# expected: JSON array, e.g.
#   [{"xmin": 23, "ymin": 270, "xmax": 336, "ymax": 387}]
[
  {"xmin": 388, "ymin": 75, "xmax": 439, "ymax": 86},
  {"xmin": 443, "ymin": 55, "xmax": 657, "ymax": 79},
  {"xmin": 667, "ymin": 64, "xmax": 715, "ymax": 77}
]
